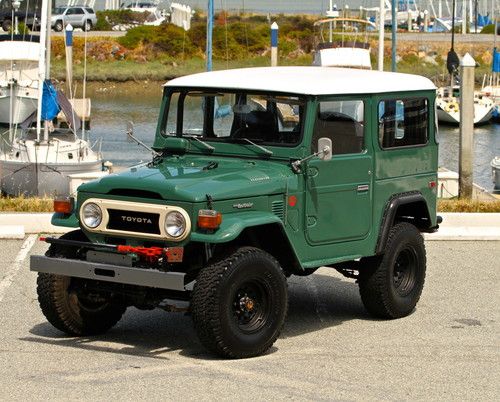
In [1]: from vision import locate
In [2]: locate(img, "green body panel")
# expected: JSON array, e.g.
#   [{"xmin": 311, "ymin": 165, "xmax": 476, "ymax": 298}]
[
  {"xmin": 78, "ymin": 156, "xmax": 294, "ymax": 203},
  {"xmin": 55, "ymin": 87, "xmax": 438, "ymax": 271},
  {"xmin": 51, "ymin": 212, "xmax": 79, "ymax": 228},
  {"xmin": 190, "ymin": 211, "xmax": 283, "ymax": 243}
]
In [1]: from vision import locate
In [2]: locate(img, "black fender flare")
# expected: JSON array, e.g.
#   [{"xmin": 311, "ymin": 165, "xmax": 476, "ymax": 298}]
[{"xmin": 375, "ymin": 191, "xmax": 431, "ymax": 255}]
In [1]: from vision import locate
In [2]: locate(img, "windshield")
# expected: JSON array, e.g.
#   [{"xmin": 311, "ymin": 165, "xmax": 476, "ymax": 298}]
[
  {"xmin": 53, "ymin": 7, "xmax": 66, "ymax": 14},
  {"xmin": 161, "ymin": 90, "xmax": 305, "ymax": 147}
]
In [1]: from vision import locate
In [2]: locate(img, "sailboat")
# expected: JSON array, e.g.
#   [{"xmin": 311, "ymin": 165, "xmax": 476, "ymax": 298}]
[
  {"xmin": 435, "ymin": 0, "xmax": 494, "ymax": 125},
  {"xmin": 0, "ymin": 0, "xmax": 107, "ymax": 197}
]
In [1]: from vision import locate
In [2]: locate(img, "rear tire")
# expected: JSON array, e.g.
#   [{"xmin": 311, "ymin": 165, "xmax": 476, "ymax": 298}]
[
  {"xmin": 83, "ymin": 20, "xmax": 92, "ymax": 31},
  {"xmin": 54, "ymin": 20, "xmax": 63, "ymax": 32},
  {"xmin": 37, "ymin": 230, "xmax": 126, "ymax": 336},
  {"xmin": 2, "ymin": 19, "xmax": 12, "ymax": 32},
  {"xmin": 191, "ymin": 247, "xmax": 288, "ymax": 358},
  {"xmin": 358, "ymin": 223, "xmax": 426, "ymax": 319}
]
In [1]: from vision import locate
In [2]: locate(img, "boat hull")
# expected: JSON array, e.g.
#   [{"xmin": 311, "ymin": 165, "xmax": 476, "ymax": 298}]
[
  {"xmin": 0, "ymin": 87, "xmax": 38, "ymax": 125},
  {"xmin": 436, "ymin": 104, "xmax": 493, "ymax": 125},
  {"xmin": 0, "ymin": 159, "xmax": 103, "ymax": 196}
]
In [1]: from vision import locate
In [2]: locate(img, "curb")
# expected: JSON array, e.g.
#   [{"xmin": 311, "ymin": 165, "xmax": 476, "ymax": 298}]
[{"xmin": 0, "ymin": 212, "xmax": 498, "ymax": 240}]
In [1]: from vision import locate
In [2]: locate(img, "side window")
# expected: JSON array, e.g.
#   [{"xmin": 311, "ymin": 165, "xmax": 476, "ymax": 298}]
[
  {"xmin": 378, "ymin": 98, "xmax": 428, "ymax": 149},
  {"xmin": 313, "ymin": 99, "xmax": 364, "ymax": 155}
]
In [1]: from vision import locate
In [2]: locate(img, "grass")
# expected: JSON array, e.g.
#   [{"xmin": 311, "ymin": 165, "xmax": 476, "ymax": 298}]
[
  {"xmin": 50, "ymin": 55, "xmax": 313, "ymax": 82},
  {"xmin": 437, "ymin": 199, "xmax": 500, "ymax": 213},
  {"xmin": 0, "ymin": 197, "xmax": 499, "ymax": 213},
  {"xmin": 0, "ymin": 197, "xmax": 53, "ymax": 212}
]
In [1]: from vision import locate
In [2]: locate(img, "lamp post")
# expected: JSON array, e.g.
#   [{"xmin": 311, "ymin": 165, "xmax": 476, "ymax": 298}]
[{"xmin": 12, "ymin": 0, "xmax": 21, "ymax": 34}]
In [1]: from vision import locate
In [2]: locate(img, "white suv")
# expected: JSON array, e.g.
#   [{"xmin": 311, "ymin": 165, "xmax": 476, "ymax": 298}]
[{"xmin": 51, "ymin": 7, "xmax": 97, "ymax": 32}]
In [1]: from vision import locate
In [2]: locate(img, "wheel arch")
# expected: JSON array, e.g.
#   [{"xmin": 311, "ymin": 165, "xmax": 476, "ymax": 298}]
[
  {"xmin": 204, "ymin": 222, "xmax": 303, "ymax": 276},
  {"xmin": 375, "ymin": 191, "xmax": 431, "ymax": 255}
]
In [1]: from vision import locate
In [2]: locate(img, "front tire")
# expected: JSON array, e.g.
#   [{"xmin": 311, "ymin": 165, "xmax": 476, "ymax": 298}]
[
  {"xmin": 37, "ymin": 230, "xmax": 126, "ymax": 336},
  {"xmin": 37, "ymin": 273, "xmax": 127, "ymax": 336},
  {"xmin": 191, "ymin": 247, "xmax": 288, "ymax": 358},
  {"xmin": 358, "ymin": 223, "xmax": 426, "ymax": 319}
]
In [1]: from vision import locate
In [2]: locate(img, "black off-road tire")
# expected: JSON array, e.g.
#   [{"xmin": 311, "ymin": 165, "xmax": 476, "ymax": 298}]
[
  {"xmin": 53, "ymin": 20, "xmax": 63, "ymax": 32},
  {"xmin": 191, "ymin": 247, "xmax": 288, "ymax": 359},
  {"xmin": 37, "ymin": 230, "xmax": 126, "ymax": 336},
  {"xmin": 358, "ymin": 223, "xmax": 426, "ymax": 319}
]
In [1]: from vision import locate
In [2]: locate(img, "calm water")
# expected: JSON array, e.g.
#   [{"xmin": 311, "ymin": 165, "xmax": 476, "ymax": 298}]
[
  {"xmin": 90, "ymin": 88, "xmax": 500, "ymax": 191},
  {"xmin": 143, "ymin": 0, "xmax": 491, "ymax": 15}
]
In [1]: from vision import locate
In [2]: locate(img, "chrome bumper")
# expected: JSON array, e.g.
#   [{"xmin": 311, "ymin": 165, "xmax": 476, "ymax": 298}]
[{"xmin": 30, "ymin": 255, "xmax": 192, "ymax": 292}]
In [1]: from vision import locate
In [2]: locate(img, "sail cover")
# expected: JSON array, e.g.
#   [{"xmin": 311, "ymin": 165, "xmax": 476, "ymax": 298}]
[
  {"xmin": 41, "ymin": 80, "xmax": 60, "ymax": 120},
  {"xmin": 493, "ymin": 48, "xmax": 500, "ymax": 73}
]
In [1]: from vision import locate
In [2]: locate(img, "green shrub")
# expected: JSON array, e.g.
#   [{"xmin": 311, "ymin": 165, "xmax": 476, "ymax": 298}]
[{"xmin": 118, "ymin": 25, "xmax": 158, "ymax": 49}]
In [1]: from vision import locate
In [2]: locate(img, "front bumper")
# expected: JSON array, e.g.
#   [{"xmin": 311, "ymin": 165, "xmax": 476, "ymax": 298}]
[{"xmin": 30, "ymin": 255, "xmax": 193, "ymax": 292}]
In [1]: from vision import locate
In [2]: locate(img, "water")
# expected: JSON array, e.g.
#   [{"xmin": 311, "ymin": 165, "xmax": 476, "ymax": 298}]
[
  {"xmin": 90, "ymin": 88, "xmax": 500, "ymax": 192},
  {"xmin": 155, "ymin": 0, "xmax": 492, "ymax": 15}
]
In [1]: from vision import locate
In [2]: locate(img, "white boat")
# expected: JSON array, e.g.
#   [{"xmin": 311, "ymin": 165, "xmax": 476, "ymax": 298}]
[
  {"xmin": 0, "ymin": 0, "xmax": 108, "ymax": 197},
  {"xmin": 1, "ymin": 133, "xmax": 104, "ymax": 196},
  {"xmin": 312, "ymin": 17, "xmax": 375, "ymax": 70},
  {"xmin": 0, "ymin": 39, "xmax": 40, "ymax": 125},
  {"xmin": 436, "ymin": 86, "xmax": 494, "ymax": 125}
]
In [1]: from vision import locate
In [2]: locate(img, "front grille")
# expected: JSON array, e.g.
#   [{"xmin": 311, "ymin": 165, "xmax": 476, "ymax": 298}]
[
  {"xmin": 107, "ymin": 209, "xmax": 161, "ymax": 235},
  {"xmin": 272, "ymin": 200, "xmax": 284, "ymax": 220}
]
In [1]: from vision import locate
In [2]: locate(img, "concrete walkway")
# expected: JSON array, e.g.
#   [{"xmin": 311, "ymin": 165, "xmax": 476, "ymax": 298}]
[{"xmin": 0, "ymin": 212, "xmax": 499, "ymax": 240}]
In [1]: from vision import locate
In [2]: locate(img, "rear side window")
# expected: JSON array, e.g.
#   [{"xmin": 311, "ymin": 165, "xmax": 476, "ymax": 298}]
[
  {"xmin": 85, "ymin": 8, "xmax": 94, "ymax": 13},
  {"xmin": 378, "ymin": 98, "xmax": 428, "ymax": 149}
]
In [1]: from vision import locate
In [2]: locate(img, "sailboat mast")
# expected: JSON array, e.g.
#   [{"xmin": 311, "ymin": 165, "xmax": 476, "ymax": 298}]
[
  {"xmin": 36, "ymin": 0, "xmax": 49, "ymax": 141},
  {"xmin": 206, "ymin": 0, "xmax": 214, "ymax": 72},
  {"xmin": 43, "ymin": 1, "xmax": 52, "ymax": 143}
]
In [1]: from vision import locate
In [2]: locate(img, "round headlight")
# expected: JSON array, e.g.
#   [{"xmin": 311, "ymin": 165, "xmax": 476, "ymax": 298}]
[
  {"xmin": 82, "ymin": 202, "xmax": 102, "ymax": 228},
  {"xmin": 165, "ymin": 211, "xmax": 186, "ymax": 238}
]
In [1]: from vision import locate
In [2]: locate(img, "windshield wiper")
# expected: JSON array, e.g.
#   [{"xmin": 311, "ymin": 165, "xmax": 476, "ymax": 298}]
[
  {"xmin": 183, "ymin": 134, "xmax": 215, "ymax": 152},
  {"xmin": 232, "ymin": 138, "xmax": 273, "ymax": 156}
]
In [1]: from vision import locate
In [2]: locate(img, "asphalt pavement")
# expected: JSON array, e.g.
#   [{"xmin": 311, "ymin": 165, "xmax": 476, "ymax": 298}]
[{"xmin": 0, "ymin": 238, "xmax": 498, "ymax": 400}]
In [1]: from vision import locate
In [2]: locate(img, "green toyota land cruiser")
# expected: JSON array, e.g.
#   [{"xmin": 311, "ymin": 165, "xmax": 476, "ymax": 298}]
[{"xmin": 31, "ymin": 66, "xmax": 440, "ymax": 358}]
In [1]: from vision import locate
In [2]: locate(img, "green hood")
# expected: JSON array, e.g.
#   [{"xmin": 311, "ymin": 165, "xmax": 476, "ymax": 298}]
[{"xmin": 79, "ymin": 156, "xmax": 293, "ymax": 202}]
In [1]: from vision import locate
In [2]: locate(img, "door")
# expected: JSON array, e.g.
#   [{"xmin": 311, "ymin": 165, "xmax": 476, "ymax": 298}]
[
  {"xmin": 65, "ymin": 8, "xmax": 84, "ymax": 26},
  {"xmin": 305, "ymin": 98, "xmax": 373, "ymax": 245}
]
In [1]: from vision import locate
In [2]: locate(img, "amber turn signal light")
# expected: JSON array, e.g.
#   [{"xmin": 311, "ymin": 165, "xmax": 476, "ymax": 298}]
[
  {"xmin": 198, "ymin": 209, "xmax": 222, "ymax": 230},
  {"xmin": 54, "ymin": 196, "xmax": 74, "ymax": 214}
]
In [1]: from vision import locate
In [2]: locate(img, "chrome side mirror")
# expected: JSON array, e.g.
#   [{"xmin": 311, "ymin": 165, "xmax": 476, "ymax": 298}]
[{"xmin": 318, "ymin": 137, "xmax": 332, "ymax": 161}]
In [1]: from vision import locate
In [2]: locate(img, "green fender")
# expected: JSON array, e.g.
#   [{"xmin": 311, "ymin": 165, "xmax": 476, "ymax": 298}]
[
  {"xmin": 190, "ymin": 211, "xmax": 283, "ymax": 243},
  {"xmin": 51, "ymin": 212, "xmax": 79, "ymax": 228}
]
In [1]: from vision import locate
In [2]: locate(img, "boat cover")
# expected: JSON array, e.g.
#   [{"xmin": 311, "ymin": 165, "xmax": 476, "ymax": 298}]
[
  {"xmin": 493, "ymin": 48, "xmax": 500, "ymax": 73},
  {"xmin": 41, "ymin": 80, "xmax": 60, "ymax": 121}
]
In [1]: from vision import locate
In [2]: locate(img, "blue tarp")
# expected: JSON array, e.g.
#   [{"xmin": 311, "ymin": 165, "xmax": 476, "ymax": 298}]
[
  {"xmin": 41, "ymin": 80, "xmax": 60, "ymax": 121},
  {"xmin": 493, "ymin": 48, "xmax": 500, "ymax": 73}
]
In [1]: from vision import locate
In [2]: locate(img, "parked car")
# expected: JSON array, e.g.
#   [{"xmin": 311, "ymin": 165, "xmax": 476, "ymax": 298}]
[
  {"xmin": 51, "ymin": 6, "xmax": 97, "ymax": 32},
  {"xmin": 0, "ymin": 0, "xmax": 41, "ymax": 32},
  {"xmin": 31, "ymin": 66, "xmax": 441, "ymax": 359}
]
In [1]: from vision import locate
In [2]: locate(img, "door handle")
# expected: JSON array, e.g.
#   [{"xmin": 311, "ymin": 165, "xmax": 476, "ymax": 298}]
[{"xmin": 357, "ymin": 184, "xmax": 369, "ymax": 192}]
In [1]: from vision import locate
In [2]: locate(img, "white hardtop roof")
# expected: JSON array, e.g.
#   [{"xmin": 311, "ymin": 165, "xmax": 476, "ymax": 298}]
[
  {"xmin": 0, "ymin": 41, "xmax": 40, "ymax": 62},
  {"xmin": 165, "ymin": 66, "xmax": 436, "ymax": 95}
]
